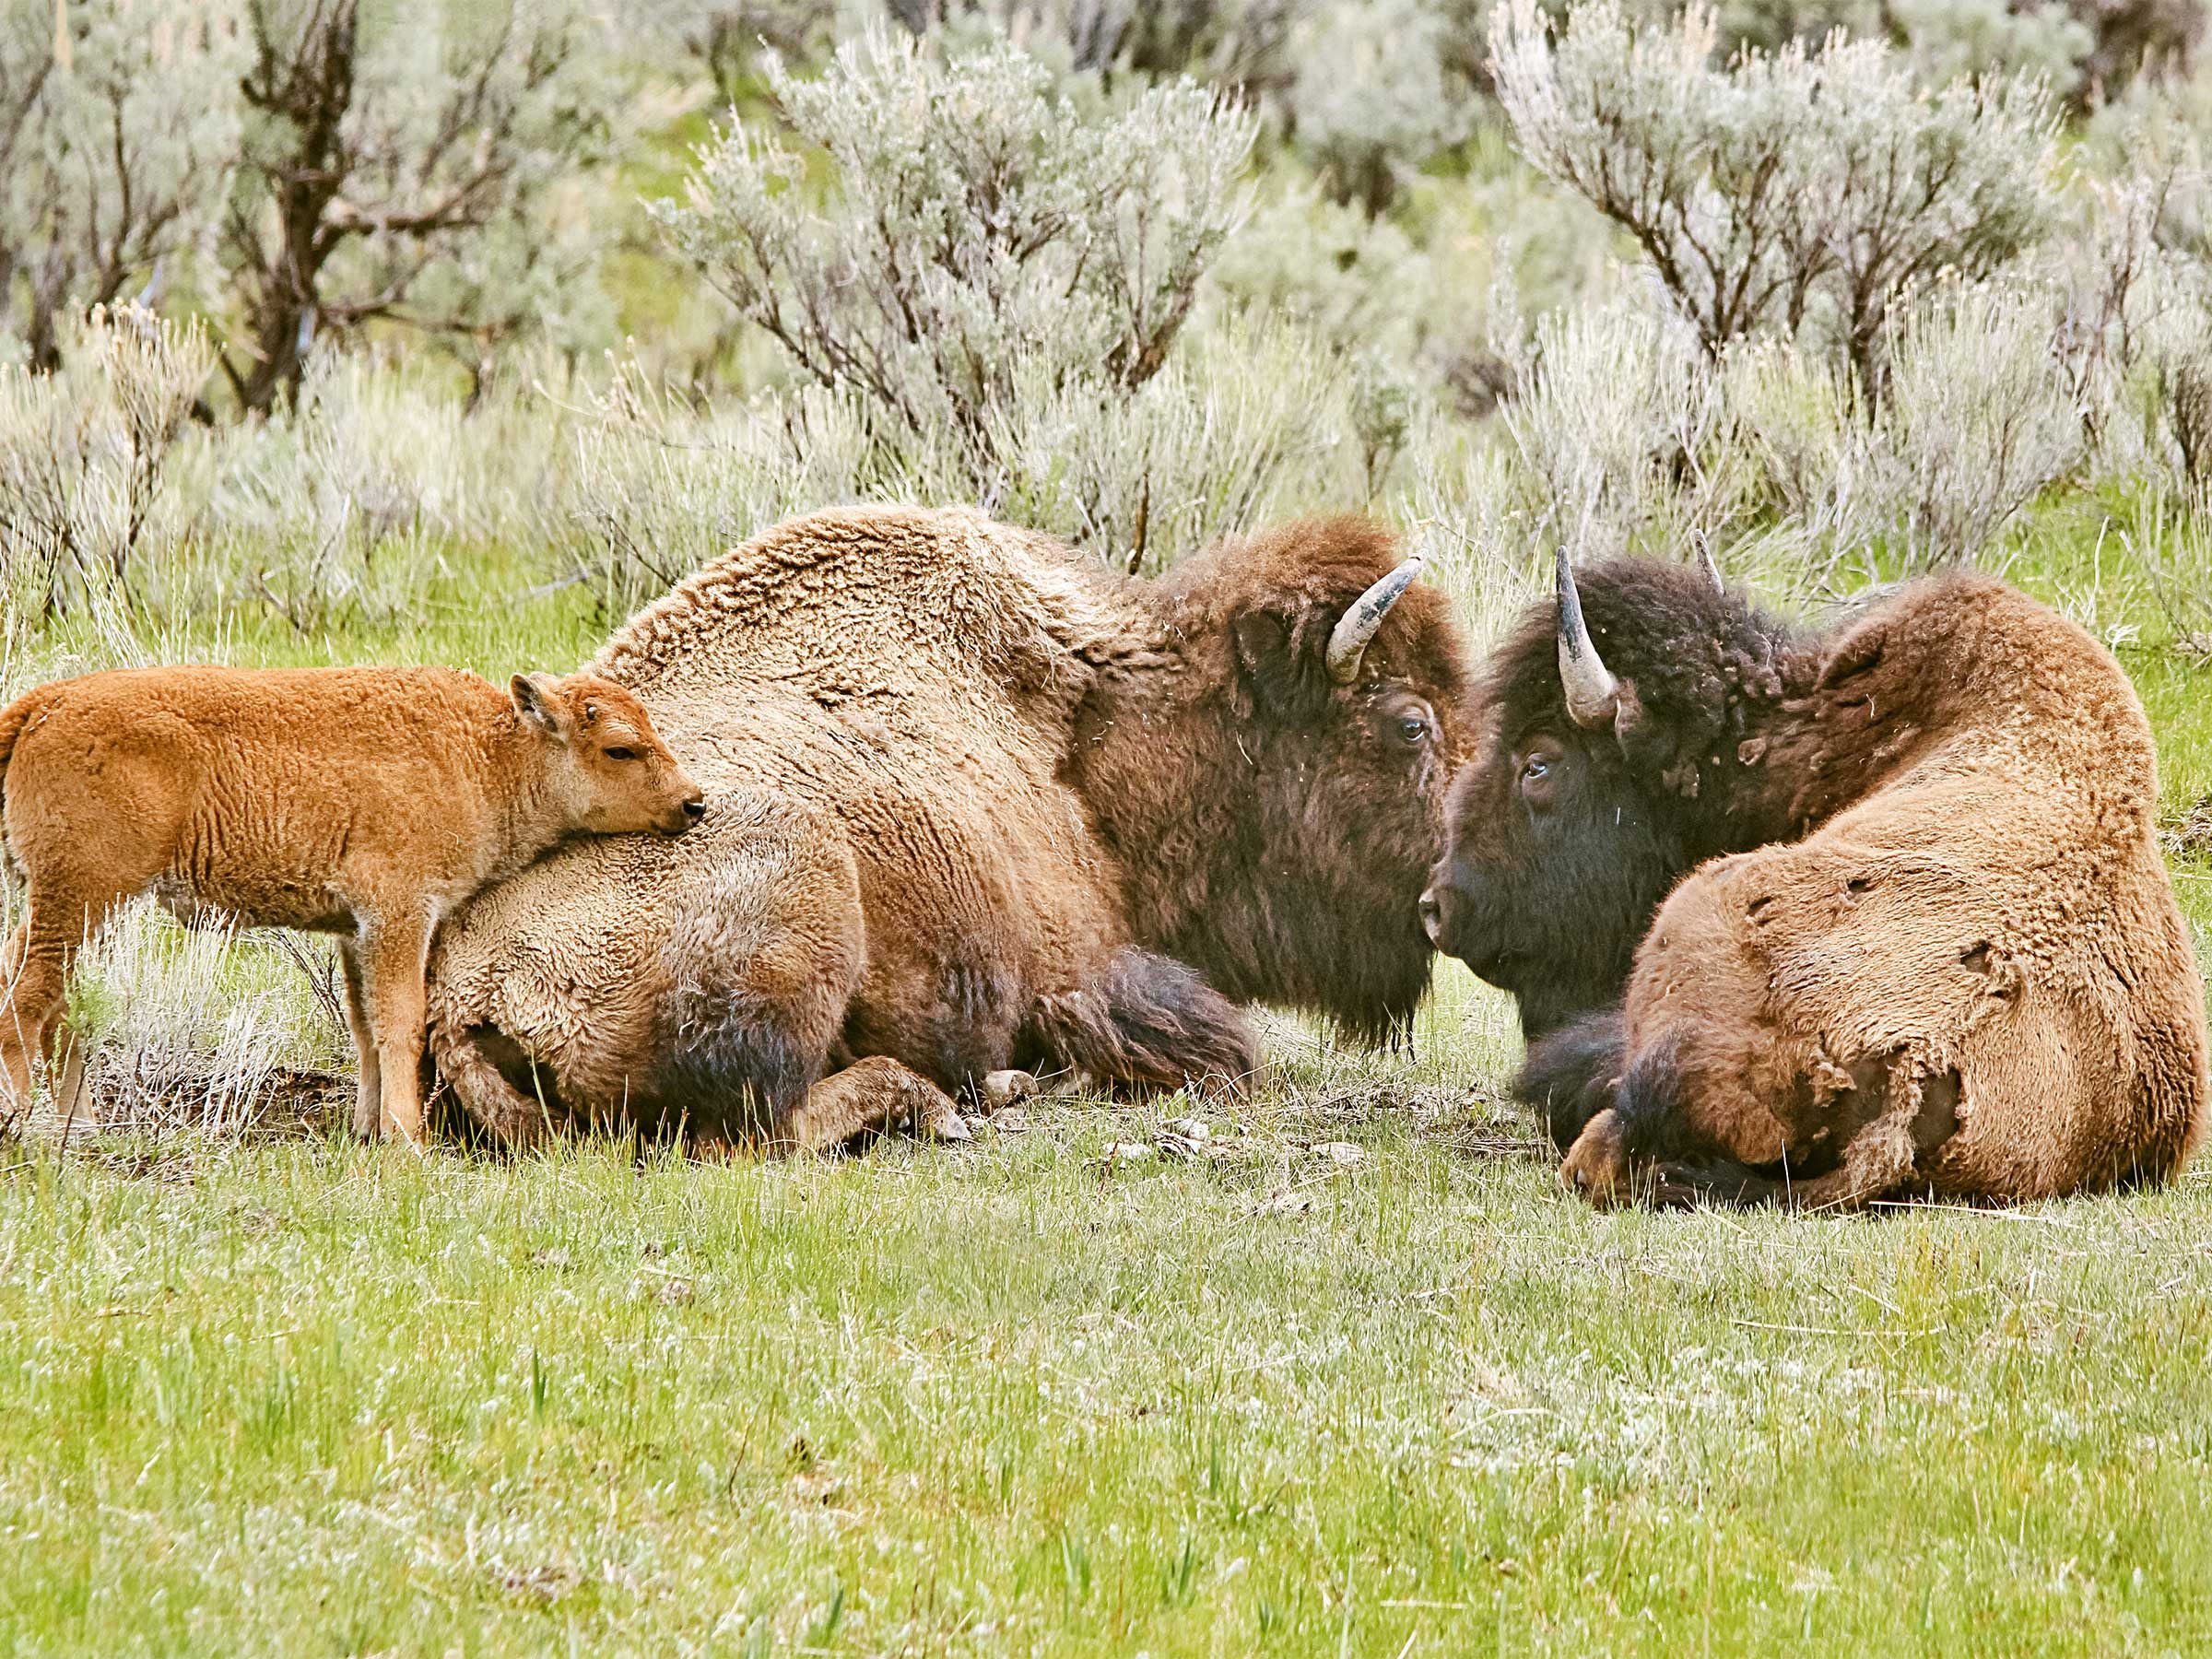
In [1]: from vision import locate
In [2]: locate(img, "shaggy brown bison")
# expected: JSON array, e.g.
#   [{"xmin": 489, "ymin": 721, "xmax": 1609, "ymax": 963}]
[
  {"xmin": 1422, "ymin": 553, "xmax": 2207, "ymax": 1207},
  {"xmin": 427, "ymin": 504, "xmax": 1469, "ymax": 1151}
]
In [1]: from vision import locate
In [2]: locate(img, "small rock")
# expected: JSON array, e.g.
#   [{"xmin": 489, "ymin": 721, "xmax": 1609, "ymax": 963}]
[
  {"xmin": 1256, "ymin": 1188, "xmax": 1313, "ymax": 1215},
  {"xmin": 977, "ymin": 1069, "xmax": 1039, "ymax": 1112},
  {"xmin": 930, "ymin": 1112, "xmax": 974, "ymax": 1143},
  {"xmin": 1161, "ymin": 1117, "xmax": 1210, "ymax": 1143},
  {"xmin": 1312, "ymin": 1141, "xmax": 1367, "ymax": 1167},
  {"xmin": 1104, "ymin": 1141, "xmax": 1157, "ymax": 1165},
  {"xmin": 529, "ymin": 1247, "xmax": 571, "ymax": 1270},
  {"xmin": 654, "ymin": 1277, "xmax": 695, "ymax": 1306}
]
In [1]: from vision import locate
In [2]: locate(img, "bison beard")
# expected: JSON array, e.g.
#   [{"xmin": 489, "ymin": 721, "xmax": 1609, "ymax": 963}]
[
  {"xmin": 1431, "ymin": 559, "xmax": 2208, "ymax": 1209},
  {"xmin": 425, "ymin": 506, "xmax": 1472, "ymax": 1153}
]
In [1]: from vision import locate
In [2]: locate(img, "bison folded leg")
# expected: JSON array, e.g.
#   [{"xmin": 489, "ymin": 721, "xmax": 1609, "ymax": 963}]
[
  {"xmin": 1514, "ymin": 1007, "xmax": 1627, "ymax": 1154},
  {"xmin": 1780, "ymin": 1113, "xmax": 1921, "ymax": 1212},
  {"xmin": 1644, "ymin": 1156, "xmax": 1786, "ymax": 1209},
  {"xmin": 1559, "ymin": 1108, "xmax": 1632, "ymax": 1208},
  {"xmin": 1025, "ymin": 947, "xmax": 1259, "ymax": 1094},
  {"xmin": 435, "ymin": 1021, "xmax": 565, "ymax": 1152},
  {"xmin": 772, "ymin": 1055, "xmax": 968, "ymax": 1155}
]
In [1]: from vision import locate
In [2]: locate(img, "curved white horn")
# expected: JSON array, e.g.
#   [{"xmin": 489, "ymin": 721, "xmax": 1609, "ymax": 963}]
[
  {"xmin": 1696, "ymin": 540, "xmax": 1724, "ymax": 594},
  {"xmin": 1555, "ymin": 547, "xmax": 1620, "ymax": 728},
  {"xmin": 1325, "ymin": 556, "xmax": 1425, "ymax": 685}
]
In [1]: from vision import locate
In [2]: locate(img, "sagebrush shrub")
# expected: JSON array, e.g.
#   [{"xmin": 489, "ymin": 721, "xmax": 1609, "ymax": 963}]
[
  {"xmin": 655, "ymin": 29, "xmax": 1254, "ymax": 474},
  {"xmin": 1858, "ymin": 277, "xmax": 2085, "ymax": 564},
  {"xmin": 0, "ymin": 0, "xmax": 246, "ymax": 368},
  {"xmin": 0, "ymin": 306, "xmax": 211, "ymax": 615},
  {"xmin": 1492, "ymin": 0, "xmax": 2058, "ymax": 397},
  {"xmin": 1282, "ymin": 0, "xmax": 1479, "ymax": 213}
]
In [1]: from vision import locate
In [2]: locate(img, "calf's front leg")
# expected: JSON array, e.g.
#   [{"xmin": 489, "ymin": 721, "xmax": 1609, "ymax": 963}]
[
  {"xmin": 359, "ymin": 912, "xmax": 437, "ymax": 1153},
  {"xmin": 336, "ymin": 939, "xmax": 383, "ymax": 1141}
]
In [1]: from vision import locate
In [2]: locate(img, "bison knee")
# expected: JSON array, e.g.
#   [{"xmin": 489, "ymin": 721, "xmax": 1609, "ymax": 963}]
[
  {"xmin": 776, "ymin": 1055, "xmax": 965, "ymax": 1156},
  {"xmin": 1514, "ymin": 1007, "xmax": 1627, "ymax": 1153}
]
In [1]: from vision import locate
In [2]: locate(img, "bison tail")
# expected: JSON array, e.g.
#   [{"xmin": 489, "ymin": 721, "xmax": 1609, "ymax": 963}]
[
  {"xmin": 1513, "ymin": 1007, "xmax": 1630, "ymax": 1154},
  {"xmin": 1026, "ymin": 948, "xmax": 1260, "ymax": 1094}
]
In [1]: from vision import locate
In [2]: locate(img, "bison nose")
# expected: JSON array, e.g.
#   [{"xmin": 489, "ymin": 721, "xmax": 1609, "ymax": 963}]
[
  {"xmin": 1418, "ymin": 888, "xmax": 1444, "ymax": 946},
  {"xmin": 681, "ymin": 796, "xmax": 706, "ymax": 821}
]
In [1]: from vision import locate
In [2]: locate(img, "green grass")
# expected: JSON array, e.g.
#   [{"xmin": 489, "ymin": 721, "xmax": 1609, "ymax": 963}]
[
  {"xmin": 4, "ymin": 529, "xmax": 2212, "ymax": 1655},
  {"xmin": 5, "ymin": 994, "xmax": 2212, "ymax": 1656}
]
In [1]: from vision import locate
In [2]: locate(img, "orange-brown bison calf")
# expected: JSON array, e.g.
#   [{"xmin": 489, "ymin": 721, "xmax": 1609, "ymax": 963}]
[{"xmin": 0, "ymin": 665, "xmax": 702, "ymax": 1146}]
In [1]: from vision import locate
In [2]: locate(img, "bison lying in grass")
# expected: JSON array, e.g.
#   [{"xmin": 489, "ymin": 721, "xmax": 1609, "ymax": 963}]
[
  {"xmin": 428, "ymin": 505, "xmax": 1468, "ymax": 1153},
  {"xmin": 0, "ymin": 666, "xmax": 700, "ymax": 1146},
  {"xmin": 1423, "ymin": 554, "xmax": 2207, "ymax": 1208}
]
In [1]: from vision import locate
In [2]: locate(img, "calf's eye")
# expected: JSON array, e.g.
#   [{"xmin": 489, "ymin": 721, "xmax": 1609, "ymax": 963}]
[
  {"xmin": 1398, "ymin": 716, "xmax": 1429, "ymax": 746},
  {"xmin": 604, "ymin": 746, "xmax": 640, "ymax": 762}
]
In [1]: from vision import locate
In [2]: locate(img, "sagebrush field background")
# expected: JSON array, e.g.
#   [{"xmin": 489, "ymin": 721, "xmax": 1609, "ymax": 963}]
[{"xmin": 3, "ymin": 0, "xmax": 2212, "ymax": 1652}]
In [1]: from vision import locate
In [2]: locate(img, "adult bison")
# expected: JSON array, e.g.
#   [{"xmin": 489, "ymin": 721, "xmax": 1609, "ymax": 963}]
[
  {"xmin": 427, "ymin": 505, "xmax": 1469, "ymax": 1151},
  {"xmin": 1421, "ymin": 552, "xmax": 2207, "ymax": 1207}
]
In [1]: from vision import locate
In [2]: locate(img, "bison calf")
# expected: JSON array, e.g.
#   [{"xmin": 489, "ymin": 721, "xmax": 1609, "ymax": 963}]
[{"xmin": 0, "ymin": 665, "xmax": 702, "ymax": 1146}]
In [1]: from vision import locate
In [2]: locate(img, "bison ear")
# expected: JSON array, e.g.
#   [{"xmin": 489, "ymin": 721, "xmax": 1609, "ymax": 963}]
[
  {"xmin": 511, "ymin": 673, "xmax": 571, "ymax": 740},
  {"xmin": 1230, "ymin": 608, "xmax": 1329, "ymax": 722},
  {"xmin": 1818, "ymin": 627, "xmax": 1885, "ymax": 692}
]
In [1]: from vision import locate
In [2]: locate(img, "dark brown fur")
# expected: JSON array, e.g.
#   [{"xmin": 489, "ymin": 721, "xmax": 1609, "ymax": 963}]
[{"xmin": 1432, "ymin": 564, "xmax": 2207, "ymax": 1208}]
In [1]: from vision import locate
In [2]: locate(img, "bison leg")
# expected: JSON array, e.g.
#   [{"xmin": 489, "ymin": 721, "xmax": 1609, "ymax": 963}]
[
  {"xmin": 357, "ymin": 912, "xmax": 435, "ymax": 1153},
  {"xmin": 335, "ymin": 938, "xmax": 384, "ymax": 1142},
  {"xmin": 432, "ymin": 1019, "xmax": 562, "ymax": 1151},
  {"xmin": 1514, "ymin": 1008, "xmax": 1628, "ymax": 1154},
  {"xmin": 1774, "ymin": 1112, "xmax": 1920, "ymax": 1213},
  {"xmin": 768, "ymin": 1055, "xmax": 971, "ymax": 1156},
  {"xmin": 1023, "ymin": 947, "xmax": 1258, "ymax": 1093},
  {"xmin": 1558, "ymin": 1108, "xmax": 1634, "ymax": 1207},
  {"xmin": 0, "ymin": 883, "xmax": 126, "ymax": 1114}
]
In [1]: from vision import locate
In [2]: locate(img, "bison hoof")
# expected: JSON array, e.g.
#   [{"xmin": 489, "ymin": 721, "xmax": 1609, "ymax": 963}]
[
  {"xmin": 975, "ymin": 1069, "xmax": 1038, "ymax": 1113},
  {"xmin": 1559, "ymin": 1109, "xmax": 1631, "ymax": 1209}
]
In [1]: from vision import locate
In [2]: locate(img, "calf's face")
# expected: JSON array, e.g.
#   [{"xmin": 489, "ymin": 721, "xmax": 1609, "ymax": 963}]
[{"xmin": 511, "ymin": 672, "xmax": 704, "ymax": 836}]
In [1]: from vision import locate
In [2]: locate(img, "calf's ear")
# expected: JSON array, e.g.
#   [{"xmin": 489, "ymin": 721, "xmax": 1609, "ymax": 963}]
[{"xmin": 511, "ymin": 673, "xmax": 571, "ymax": 740}]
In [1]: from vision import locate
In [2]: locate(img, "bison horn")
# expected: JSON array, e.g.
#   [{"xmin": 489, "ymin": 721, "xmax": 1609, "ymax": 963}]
[
  {"xmin": 1325, "ymin": 557, "xmax": 1425, "ymax": 685},
  {"xmin": 1696, "ymin": 539, "xmax": 1724, "ymax": 594},
  {"xmin": 1555, "ymin": 547, "xmax": 1620, "ymax": 728}
]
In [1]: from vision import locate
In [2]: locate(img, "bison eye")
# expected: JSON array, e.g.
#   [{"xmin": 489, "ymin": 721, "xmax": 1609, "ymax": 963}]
[
  {"xmin": 1521, "ymin": 755, "xmax": 1549, "ymax": 782},
  {"xmin": 604, "ymin": 746, "xmax": 640, "ymax": 762},
  {"xmin": 1397, "ymin": 715, "xmax": 1429, "ymax": 746}
]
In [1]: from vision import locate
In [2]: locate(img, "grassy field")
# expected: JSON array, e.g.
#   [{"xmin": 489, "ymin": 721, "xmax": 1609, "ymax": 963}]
[
  {"xmin": 0, "ymin": 547, "xmax": 2210, "ymax": 1656},
  {"xmin": 5, "ymin": 984, "xmax": 2212, "ymax": 1656},
  {"xmin": 11, "ymin": 1, "xmax": 2212, "ymax": 1646}
]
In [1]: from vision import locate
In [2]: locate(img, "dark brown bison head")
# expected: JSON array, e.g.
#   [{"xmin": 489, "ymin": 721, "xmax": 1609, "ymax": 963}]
[
  {"xmin": 1419, "ymin": 552, "xmax": 1812, "ymax": 1042},
  {"xmin": 1074, "ymin": 518, "xmax": 1474, "ymax": 1046}
]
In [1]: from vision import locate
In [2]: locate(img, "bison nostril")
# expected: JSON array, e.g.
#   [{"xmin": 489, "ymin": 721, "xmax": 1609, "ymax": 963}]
[{"xmin": 682, "ymin": 798, "xmax": 706, "ymax": 820}]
